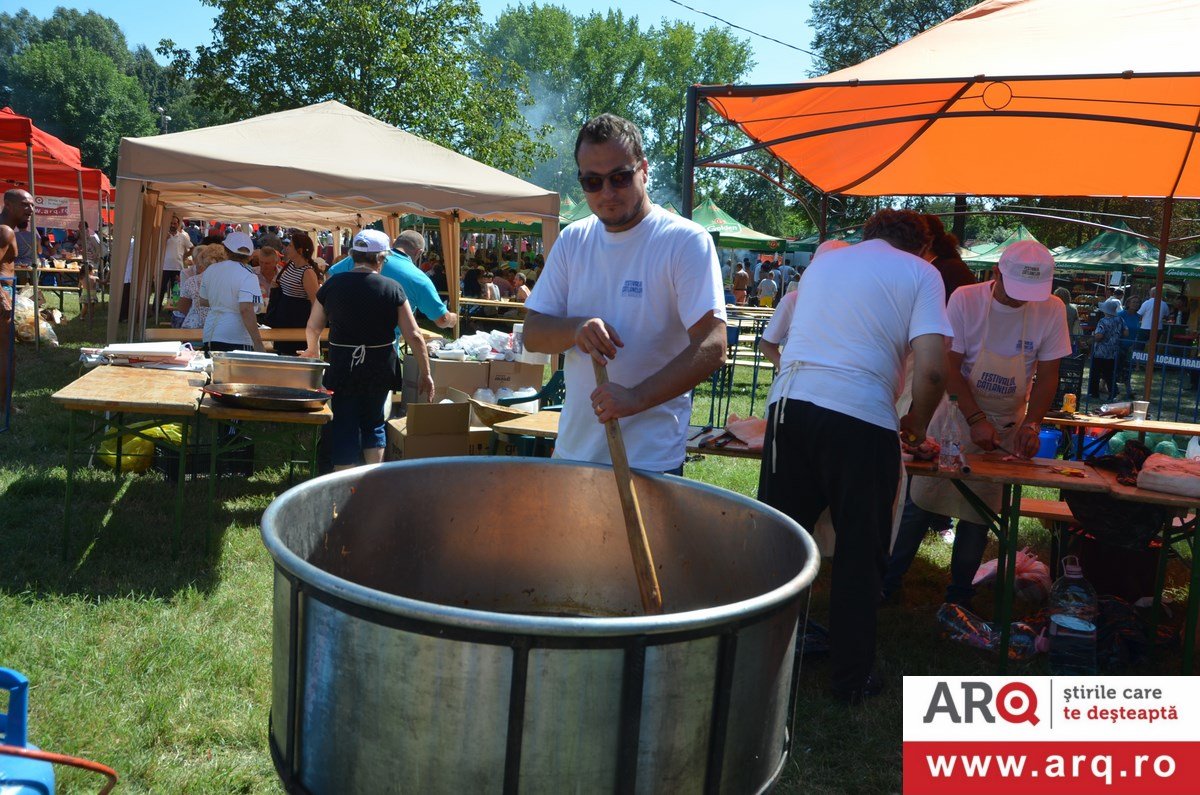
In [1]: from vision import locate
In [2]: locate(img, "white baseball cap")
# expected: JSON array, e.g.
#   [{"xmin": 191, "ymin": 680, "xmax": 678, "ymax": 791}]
[
  {"xmin": 352, "ymin": 229, "xmax": 390, "ymax": 254},
  {"xmin": 223, "ymin": 231, "xmax": 254, "ymax": 255},
  {"xmin": 997, "ymin": 240, "xmax": 1055, "ymax": 302}
]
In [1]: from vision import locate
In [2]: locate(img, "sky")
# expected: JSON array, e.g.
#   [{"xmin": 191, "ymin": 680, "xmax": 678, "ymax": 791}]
[{"xmin": 0, "ymin": 0, "xmax": 819, "ymax": 84}]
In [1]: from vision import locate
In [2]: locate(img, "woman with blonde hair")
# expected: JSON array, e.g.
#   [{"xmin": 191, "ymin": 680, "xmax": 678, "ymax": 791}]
[{"xmin": 174, "ymin": 243, "xmax": 225, "ymax": 329}]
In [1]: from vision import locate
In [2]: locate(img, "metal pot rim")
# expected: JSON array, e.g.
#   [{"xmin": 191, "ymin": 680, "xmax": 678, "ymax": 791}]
[{"xmin": 261, "ymin": 458, "xmax": 820, "ymax": 638}]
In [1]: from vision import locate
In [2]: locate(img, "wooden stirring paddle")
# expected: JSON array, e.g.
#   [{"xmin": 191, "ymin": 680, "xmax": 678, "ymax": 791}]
[{"xmin": 592, "ymin": 359, "xmax": 664, "ymax": 615}]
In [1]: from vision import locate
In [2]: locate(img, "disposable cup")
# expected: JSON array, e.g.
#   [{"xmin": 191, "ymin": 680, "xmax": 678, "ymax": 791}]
[{"xmin": 1132, "ymin": 400, "xmax": 1150, "ymax": 420}]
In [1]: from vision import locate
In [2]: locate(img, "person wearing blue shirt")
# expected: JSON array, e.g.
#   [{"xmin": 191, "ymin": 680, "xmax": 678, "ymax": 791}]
[
  {"xmin": 1115, "ymin": 294, "xmax": 1141, "ymax": 399},
  {"xmin": 327, "ymin": 230, "xmax": 458, "ymax": 329}
]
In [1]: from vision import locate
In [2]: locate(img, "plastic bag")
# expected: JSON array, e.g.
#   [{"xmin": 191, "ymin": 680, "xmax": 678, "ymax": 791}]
[
  {"xmin": 936, "ymin": 602, "xmax": 1039, "ymax": 662},
  {"xmin": 12, "ymin": 293, "xmax": 59, "ymax": 345},
  {"xmin": 972, "ymin": 546, "xmax": 1052, "ymax": 602},
  {"xmin": 96, "ymin": 422, "xmax": 182, "ymax": 472}
]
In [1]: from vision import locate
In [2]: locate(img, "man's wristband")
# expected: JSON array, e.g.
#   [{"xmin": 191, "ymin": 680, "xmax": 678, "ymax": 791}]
[{"xmin": 966, "ymin": 411, "xmax": 987, "ymax": 426}]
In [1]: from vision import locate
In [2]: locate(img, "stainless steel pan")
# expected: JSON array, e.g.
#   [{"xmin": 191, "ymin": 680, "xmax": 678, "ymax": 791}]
[{"xmin": 204, "ymin": 383, "xmax": 332, "ymax": 411}]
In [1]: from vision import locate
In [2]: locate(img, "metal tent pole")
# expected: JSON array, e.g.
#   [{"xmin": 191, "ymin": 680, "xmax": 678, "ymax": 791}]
[
  {"xmin": 77, "ymin": 170, "xmax": 88, "ymax": 326},
  {"xmin": 27, "ymin": 143, "xmax": 38, "ymax": 351},
  {"xmin": 1142, "ymin": 197, "xmax": 1174, "ymax": 401},
  {"xmin": 682, "ymin": 85, "xmax": 698, "ymax": 218}
]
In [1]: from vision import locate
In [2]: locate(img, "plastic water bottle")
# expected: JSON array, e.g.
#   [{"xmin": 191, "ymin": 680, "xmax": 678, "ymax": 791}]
[
  {"xmin": 472, "ymin": 387, "xmax": 496, "ymax": 404},
  {"xmin": 938, "ymin": 395, "xmax": 963, "ymax": 472},
  {"xmin": 1048, "ymin": 556, "xmax": 1099, "ymax": 675}
]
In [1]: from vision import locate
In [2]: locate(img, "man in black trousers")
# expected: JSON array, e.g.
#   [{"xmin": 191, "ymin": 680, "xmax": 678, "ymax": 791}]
[{"xmin": 759, "ymin": 209, "xmax": 950, "ymax": 703}]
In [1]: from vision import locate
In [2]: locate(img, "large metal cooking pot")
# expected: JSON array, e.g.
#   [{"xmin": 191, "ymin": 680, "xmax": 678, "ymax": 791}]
[{"xmin": 261, "ymin": 458, "xmax": 818, "ymax": 794}]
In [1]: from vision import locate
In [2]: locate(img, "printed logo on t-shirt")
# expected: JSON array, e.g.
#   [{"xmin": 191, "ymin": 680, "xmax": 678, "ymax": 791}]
[
  {"xmin": 1013, "ymin": 339, "xmax": 1034, "ymax": 353},
  {"xmin": 621, "ymin": 279, "xmax": 643, "ymax": 298},
  {"xmin": 975, "ymin": 371, "xmax": 1017, "ymax": 397}
]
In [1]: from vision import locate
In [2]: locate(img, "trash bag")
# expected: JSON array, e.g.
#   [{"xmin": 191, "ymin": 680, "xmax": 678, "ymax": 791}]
[
  {"xmin": 11, "ymin": 292, "xmax": 58, "ymax": 345},
  {"xmin": 96, "ymin": 421, "xmax": 183, "ymax": 472},
  {"xmin": 972, "ymin": 547, "xmax": 1052, "ymax": 602}
]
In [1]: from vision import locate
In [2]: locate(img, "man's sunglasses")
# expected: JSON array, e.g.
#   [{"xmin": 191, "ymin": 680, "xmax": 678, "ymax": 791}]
[{"xmin": 577, "ymin": 165, "xmax": 639, "ymax": 193}]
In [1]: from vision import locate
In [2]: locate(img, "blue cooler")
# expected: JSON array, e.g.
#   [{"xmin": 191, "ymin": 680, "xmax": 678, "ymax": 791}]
[
  {"xmin": 1037, "ymin": 428, "xmax": 1062, "ymax": 459},
  {"xmin": 0, "ymin": 668, "xmax": 55, "ymax": 794}
]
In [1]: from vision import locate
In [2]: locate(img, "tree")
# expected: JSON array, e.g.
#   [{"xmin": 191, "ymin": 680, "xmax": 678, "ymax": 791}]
[
  {"xmin": 808, "ymin": 0, "xmax": 975, "ymax": 73},
  {"xmin": 9, "ymin": 39, "xmax": 155, "ymax": 173},
  {"xmin": 177, "ymin": 0, "xmax": 550, "ymax": 176},
  {"xmin": 37, "ymin": 7, "xmax": 130, "ymax": 70},
  {"xmin": 0, "ymin": 9, "xmax": 42, "ymax": 89},
  {"xmin": 643, "ymin": 21, "xmax": 752, "ymax": 203}
]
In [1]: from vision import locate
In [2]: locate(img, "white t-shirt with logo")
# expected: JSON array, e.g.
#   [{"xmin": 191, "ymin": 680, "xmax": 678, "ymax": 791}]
[
  {"xmin": 162, "ymin": 230, "xmax": 190, "ymax": 272},
  {"xmin": 526, "ymin": 205, "xmax": 726, "ymax": 471},
  {"xmin": 779, "ymin": 238, "xmax": 952, "ymax": 431},
  {"xmin": 948, "ymin": 280, "xmax": 1072, "ymax": 390},
  {"xmin": 200, "ymin": 259, "xmax": 261, "ymax": 345}
]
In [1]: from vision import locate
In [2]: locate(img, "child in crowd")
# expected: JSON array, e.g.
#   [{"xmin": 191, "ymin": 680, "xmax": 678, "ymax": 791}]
[{"xmin": 79, "ymin": 261, "xmax": 99, "ymax": 321}]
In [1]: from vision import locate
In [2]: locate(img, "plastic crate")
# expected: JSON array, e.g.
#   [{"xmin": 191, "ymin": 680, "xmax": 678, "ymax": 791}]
[
  {"xmin": 1053, "ymin": 353, "xmax": 1086, "ymax": 409},
  {"xmin": 154, "ymin": 430, "xmax": 254, "ymax": 482}
]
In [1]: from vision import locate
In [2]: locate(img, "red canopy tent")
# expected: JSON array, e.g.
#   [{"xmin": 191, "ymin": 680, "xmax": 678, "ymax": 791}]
[{"xmin": 0, "ymin": 107, "xmax": 113, "ymax": 359}]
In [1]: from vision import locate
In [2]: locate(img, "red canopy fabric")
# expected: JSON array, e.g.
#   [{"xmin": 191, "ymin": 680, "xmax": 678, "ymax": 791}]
[{"xmin": 0, "ymin": 107, "xmax": 112, "ymax": 203}]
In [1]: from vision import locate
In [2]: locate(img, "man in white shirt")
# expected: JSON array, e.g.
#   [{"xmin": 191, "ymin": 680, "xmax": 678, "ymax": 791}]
[
  {"xmin": 159, "ymin": 216, "xmax": 192, "ymax": 308},
  {"xmin": 524, "ymin": 113, "xmax": 727, "ymax": 474},
  {"xmin": 1136, "ymin": 287, "xmax": 1170, "ymax": 351},
  {"xmin": 200, "ymin": 231, "xmax": 265, "ymax": 352},
  {"xmin": 761, "ymin": 209, "xmax": 950, "ymax": 703}
]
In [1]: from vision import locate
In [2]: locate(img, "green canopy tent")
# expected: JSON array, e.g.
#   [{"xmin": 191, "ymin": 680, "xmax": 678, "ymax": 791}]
[
  {"xmin": 1133, "ymin": 249, "xmax": 1200, "ymax": 280},
  {"xmin": 794, "ymin": 227, "xmax": 862, "ymax": 254},
  {"xmin": 690, "ymin": 197, "xmax": 789, "ymax": 252},
  {"xmin": 1053, "ymin": 221, "xmax": 1178, "ymax": 273},
  {"xmin": 962, "ymin": 225, "xmax": 1042, "ymax": 272}
]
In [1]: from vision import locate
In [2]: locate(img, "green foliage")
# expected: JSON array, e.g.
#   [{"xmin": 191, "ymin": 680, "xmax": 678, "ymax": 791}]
[
  {"xmin": 178, "ymin": 0, "xmax": 551, "ymax": 176},
  {"xmin": 479, "ymin": 4, "xmax": 754, "ymax": 208},
  {"xmin": 808, "ymin": 0, "xmax": 976, "ymax": 73},
  {"xmin": 0, "ymin": 7, "xmax": 224, "ymax": 175},
  {"xmin": 9, "ymin": 39, "xmax": 155, "ymax": 173}
]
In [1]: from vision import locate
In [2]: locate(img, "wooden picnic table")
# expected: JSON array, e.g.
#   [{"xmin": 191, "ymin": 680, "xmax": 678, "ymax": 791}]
[
  {"xmin": 459, "ymin": 297, "xmax": 527, "ymax": 311},
  {"xmin": 1043, "ymin": 414, "xmax": 1200, "ymax": 459},
  {"xmin": 198, "ymin": 395, "xmax": 331, "ymax": 551},
  {"xmin": 492, "ymin": 410, "xmax": 559, "ymax": 439},
  {"xmin": 52, "ymin": 365, "xmax": 335, "ymax": 559},
  {"xmin": 1088, "ymin": 466, "xmax": 1200, "ymax": 672},
  {"xmin": 905, "ymin": 452, "xmax": 1108, "ymax": 671},
  {"xmin": 53, "ymin": 366, "xmax": 205, "ymax": 558}
]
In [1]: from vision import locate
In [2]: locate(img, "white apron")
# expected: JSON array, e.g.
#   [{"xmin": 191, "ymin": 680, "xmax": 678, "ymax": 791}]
[{"xmin": 910, "ymin": 296, "xmax": 1028, "ymax": 523}]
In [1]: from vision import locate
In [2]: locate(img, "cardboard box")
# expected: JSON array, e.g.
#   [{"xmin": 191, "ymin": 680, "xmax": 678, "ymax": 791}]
[
  {"xmin": 488, "ymin": 360, "xmax": 545, "ymax": 393},
  {"xmin": 467, "ymin": 426, "xmax": 494, "ymax": 456},
  {"xmin": 385, "ymin": 402, "xmax": 471, "ymax": 460},
  {"xmin": 402, "ymin": 354, "xmax": 490, "ymax": 403}
]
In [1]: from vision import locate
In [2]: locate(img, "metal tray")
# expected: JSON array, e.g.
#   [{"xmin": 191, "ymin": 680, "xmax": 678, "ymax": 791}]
[
  {"xmin": 204, "ymin": 383, "xmax": 332, "ymax": 412},
  {"xmin": 211, "ymin": 352, "xmax": 328, "ymax": 391}
]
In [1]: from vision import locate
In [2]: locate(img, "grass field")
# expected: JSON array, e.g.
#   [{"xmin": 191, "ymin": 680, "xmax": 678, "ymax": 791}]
[{"xmin": 1, "ymin": 295, "xmax": 1193, "ymax": 793}]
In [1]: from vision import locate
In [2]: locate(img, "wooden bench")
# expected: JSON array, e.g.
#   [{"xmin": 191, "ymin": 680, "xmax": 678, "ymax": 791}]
[
  {"xmin": 36, "ymin": 285, "xmax": 81, "ymax": 312},
  {"xmin": 1018, "ymin": 497, "xmax": 1077, "ymax": 528}
]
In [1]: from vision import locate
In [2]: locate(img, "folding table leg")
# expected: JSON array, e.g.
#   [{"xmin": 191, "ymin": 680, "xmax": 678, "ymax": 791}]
[
  {"xmin": 173, "ymin": 417, "xmax": 189, "ymax": 559},
  {"xmin": 62, "ymin": 409, "xmax": 76, "ymax": 560},
  {"xmin": 1184, "ymin": 530, "xmax": 1199, "ymax": 675},
  {"xmin": 208, "ymin": 418, "xmax": 220, "ymax": 556},
  {"xmin": 1149, "ymin": 528, "xmax": 1173, "ymax": 646},
  {"xmin": 996, "ymin": 484, "xmax": 1022, "ymax": 673}
]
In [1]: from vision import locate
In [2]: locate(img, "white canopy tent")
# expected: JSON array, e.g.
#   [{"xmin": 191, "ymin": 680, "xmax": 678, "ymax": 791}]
[{"xmin": 109, "ymin": 100, "xmax": 560, "ymax": 342}]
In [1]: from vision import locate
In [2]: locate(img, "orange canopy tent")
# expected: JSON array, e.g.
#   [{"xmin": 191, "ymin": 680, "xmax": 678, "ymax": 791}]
[{"xmin": 684, "ymin": 0, "xmax": 1200, "ymax": 396}]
